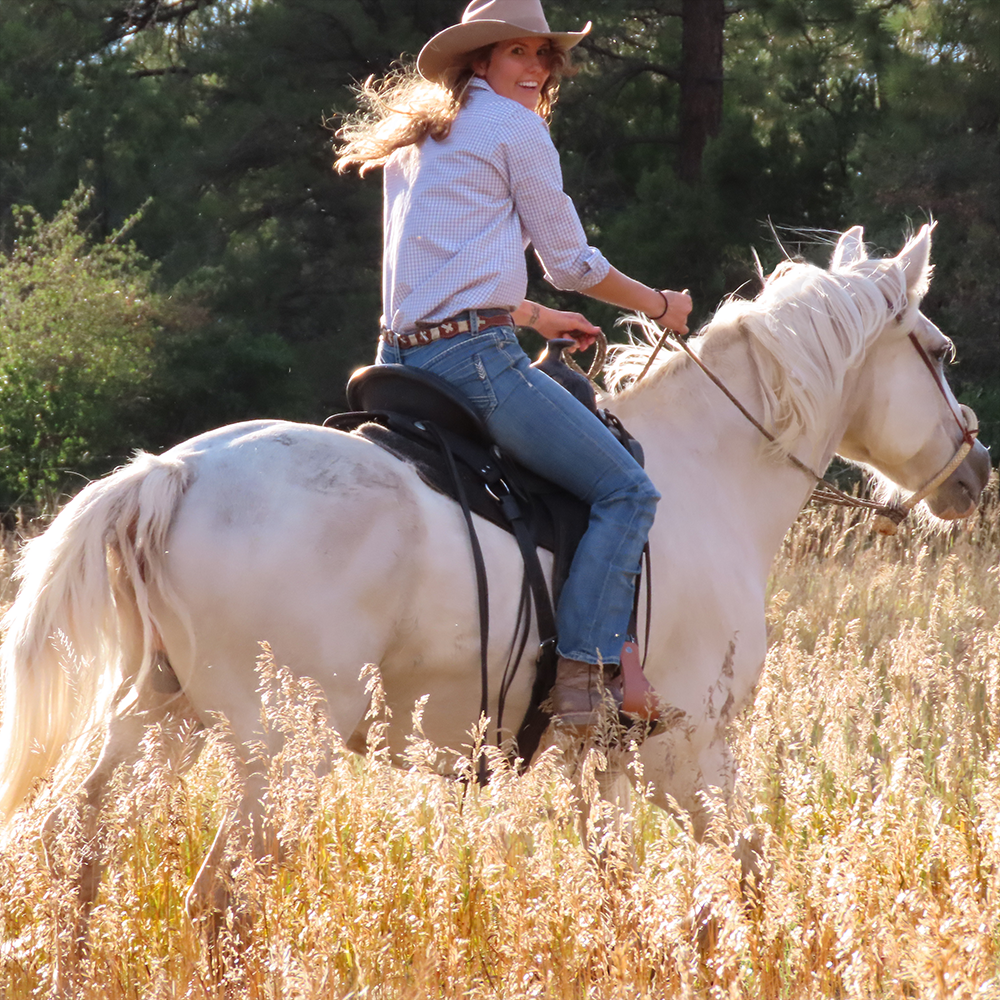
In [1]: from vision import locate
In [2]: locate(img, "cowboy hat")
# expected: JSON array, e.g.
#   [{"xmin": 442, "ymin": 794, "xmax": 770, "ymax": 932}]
[{"xmin": 417, "ymin": 0, "xmax": 591, "ymax": 84}]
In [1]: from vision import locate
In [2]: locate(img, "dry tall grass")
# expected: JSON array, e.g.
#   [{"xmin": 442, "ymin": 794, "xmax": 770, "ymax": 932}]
[{"xmin": 1, "ymin": 480, "xmax": 998, "ymax": 999}]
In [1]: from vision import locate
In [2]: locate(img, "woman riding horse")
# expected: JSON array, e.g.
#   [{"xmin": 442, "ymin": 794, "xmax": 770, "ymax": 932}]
[{"xmin": 335, "ymin": 0, "xmax": 693, "ymax": 734}]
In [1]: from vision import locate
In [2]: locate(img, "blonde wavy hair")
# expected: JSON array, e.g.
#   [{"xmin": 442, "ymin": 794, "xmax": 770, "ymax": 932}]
[{"xmin": 334, "ymin": 43, "xmax": 573, "ymax": 176}]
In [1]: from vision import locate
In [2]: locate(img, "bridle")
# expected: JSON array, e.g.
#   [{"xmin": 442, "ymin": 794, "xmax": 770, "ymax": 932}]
[{"xmin": 631, "ymin": 325, "xmax": 979, "ymax": 535}]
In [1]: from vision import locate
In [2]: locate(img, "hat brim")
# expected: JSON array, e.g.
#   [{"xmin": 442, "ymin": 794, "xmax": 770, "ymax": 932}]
[{"xmin": 417, "ymin": 20, "xmax": 591, "ymax": 84}]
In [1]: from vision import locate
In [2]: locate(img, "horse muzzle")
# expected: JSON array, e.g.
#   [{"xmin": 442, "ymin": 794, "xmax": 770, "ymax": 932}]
[{"xmin": 924, "ymin": 436, "xmax": 992, "ymax": 520}]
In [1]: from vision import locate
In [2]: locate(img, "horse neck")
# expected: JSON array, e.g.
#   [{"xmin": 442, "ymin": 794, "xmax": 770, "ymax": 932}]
[{"xmin": 610, "ymin": 324, "xmax": 860, "ymax": 568}]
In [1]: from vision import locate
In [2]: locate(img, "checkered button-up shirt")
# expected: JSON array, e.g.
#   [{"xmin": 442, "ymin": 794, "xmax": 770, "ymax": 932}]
[{"xmin": 382, "ymin": 77, "xmax": 611, "ymax": 334}]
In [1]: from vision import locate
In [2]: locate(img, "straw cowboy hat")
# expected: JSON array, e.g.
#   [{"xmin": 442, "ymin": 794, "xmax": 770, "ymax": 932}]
[{"xmin": 417, "ymin": 0, "xmax": 591, "ymax": 83}]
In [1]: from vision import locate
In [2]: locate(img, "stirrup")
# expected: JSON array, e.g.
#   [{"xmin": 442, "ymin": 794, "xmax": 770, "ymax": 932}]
[{"xmin": 618, "ymin": 640, "xmax": 663, "ymax": 731}]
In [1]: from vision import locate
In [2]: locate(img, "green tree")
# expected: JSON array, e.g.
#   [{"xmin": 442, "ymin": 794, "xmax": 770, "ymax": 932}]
[
  {"xmin": 846, "ymin": 0, "xmax": 999, "ymax": 443},
  {"xmin": 541, "ymin": 1, "xmax": 906, "ymax": 322},
  {"xmin": 1, "ymin": 1, "xmax": 464, "ymax": 412}
]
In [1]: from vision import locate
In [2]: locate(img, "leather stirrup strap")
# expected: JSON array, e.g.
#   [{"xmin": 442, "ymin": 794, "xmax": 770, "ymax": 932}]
[
  {"xmin": 426, "ymin": 423, "xmax": 491, "ymax": 784},
  {"xmin": 486, "ymin": 457, "xmax": 560, "ymax": 769},
  {"xmin": 427, "ymin": 430, "xmax": 559, "ymax": 776},
  {"xmin": 629, "ymin": 542, "xmax": 652, "ymax": 668},
  {"xmin": 437, "ymin": 433, "xmax": 558, "ymax": 654}
]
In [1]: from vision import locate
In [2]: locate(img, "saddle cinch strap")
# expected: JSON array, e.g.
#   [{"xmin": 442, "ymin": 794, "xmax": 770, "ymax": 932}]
[{"xmin": 326, "ymin": 348, "xmax": 653, "ymax": 770}]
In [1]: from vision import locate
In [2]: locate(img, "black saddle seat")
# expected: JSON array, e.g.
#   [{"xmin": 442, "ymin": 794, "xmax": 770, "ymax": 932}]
[{"xmin": 346, "ymin": 364, "xmax": 490, "ymax": 446}]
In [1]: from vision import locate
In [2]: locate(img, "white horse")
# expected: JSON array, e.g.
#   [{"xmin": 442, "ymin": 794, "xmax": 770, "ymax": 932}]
[{"xmin": 0, "ymin": 225, "xmax": 990, "ymax": 928}]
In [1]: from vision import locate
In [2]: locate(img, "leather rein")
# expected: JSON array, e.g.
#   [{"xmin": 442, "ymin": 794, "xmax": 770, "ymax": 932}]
[{"xmin": 632, "ymin": 326, "xmax": 979, "ymax": 535}]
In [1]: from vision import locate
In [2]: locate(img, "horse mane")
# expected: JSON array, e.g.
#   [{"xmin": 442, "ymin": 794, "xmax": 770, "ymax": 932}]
[{"xmin": 605, "ymin": 256, "xmax": 910, "ymax": 455}]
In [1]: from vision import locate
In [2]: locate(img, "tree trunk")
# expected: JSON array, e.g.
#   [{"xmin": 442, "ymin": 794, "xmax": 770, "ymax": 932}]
[{"xmin": 678, "ymin": 0, "xmax": 725, "ymax": 184}]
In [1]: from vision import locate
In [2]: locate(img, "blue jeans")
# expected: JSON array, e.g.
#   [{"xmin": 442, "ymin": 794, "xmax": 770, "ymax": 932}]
[{"xmin": 376, "ymin": 313, "xmax": 659, "ymax": 665}]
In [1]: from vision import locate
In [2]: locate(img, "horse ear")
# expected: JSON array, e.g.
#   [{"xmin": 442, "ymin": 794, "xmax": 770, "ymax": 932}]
[
  {"xmin": 831, "ymin": 226, "xmax": 867, "ymax": 270},
  {"xmin": 896, "ymin": 223, "xmax": 935, "ymax": 297}
]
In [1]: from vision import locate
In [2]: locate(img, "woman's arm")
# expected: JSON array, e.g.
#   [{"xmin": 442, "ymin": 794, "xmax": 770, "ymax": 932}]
[
  {"xmin": 513, "ymin": 300, "xmax": 603, "ymax": 352},
  {"xmin": 513, "ymin": 271, "xmax": 692, "ymax": 353},
  {"xmin": 584, "ymin": 268, "xmax": 692, "ymax": 334}
]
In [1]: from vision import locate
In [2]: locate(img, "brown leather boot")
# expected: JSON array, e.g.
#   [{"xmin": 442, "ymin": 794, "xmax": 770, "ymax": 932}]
[{"xmin": 550, "ymin": 657, "xmax": 618, "ymax": 733}]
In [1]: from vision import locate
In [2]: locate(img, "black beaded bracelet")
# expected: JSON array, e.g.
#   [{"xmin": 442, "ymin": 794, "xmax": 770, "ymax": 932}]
[{"xmin": 651, "ymin": 290, "xmax": 670, "ymax": 321}]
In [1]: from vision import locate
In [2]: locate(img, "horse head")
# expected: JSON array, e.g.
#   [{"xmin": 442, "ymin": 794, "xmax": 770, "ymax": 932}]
[{"xmin": 831, "ymin": 225, "xmax": 991, "ymax": 521}]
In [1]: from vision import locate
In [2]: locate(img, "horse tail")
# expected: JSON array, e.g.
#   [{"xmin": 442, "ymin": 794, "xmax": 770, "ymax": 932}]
[{"xmin": 0, "ymin": 450, "xmax": 194, "ymax": 825}]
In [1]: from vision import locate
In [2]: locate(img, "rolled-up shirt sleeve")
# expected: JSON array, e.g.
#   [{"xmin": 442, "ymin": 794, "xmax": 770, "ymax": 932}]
[{"xmin": 502, "ymin": 114, "xmax": 611, "ymax": 292}]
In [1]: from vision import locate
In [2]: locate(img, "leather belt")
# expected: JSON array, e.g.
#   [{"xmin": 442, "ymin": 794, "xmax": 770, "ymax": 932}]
[{"xmin": 382, "ymin": 310, "xmax": 513, "ymax": 350}]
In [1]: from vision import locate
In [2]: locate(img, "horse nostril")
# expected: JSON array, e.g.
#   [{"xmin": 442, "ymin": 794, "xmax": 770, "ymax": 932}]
[{"xmin": 952, "ymin": 484, "xmax": 977, "ymax": 518}]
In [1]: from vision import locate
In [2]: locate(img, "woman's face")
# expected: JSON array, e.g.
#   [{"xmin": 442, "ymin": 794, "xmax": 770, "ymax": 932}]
[{"xmin": 476, "ymin": 37, "xmax": 553, "ymax": 112}]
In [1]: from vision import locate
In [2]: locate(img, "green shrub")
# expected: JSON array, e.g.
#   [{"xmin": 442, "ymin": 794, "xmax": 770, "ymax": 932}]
[
  {"xmin": 0, "ymin": 187, "xmax": 301, "ymax": 511},
  {"xmin": 0, "ymin": 187, "xmax": 165, "ymax": 508}
]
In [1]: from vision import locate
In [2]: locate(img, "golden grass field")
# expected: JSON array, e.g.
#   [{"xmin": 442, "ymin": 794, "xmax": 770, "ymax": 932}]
[{"xmin": 1, "ymin": 478, "xmax": 998, "ymax": 999}]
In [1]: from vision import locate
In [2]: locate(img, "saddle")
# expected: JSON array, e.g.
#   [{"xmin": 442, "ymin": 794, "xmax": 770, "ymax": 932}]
[{"xmin": 324, "ymin": 340, "xmax": 647, "ymax": 768}]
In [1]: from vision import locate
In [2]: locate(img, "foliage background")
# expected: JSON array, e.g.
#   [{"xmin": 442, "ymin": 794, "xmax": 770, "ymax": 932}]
[{"xmin": 0, "ymin": 0, "xmax": 997, "ymax": 508}]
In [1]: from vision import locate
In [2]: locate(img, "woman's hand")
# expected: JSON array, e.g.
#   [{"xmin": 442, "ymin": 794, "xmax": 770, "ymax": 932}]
[
  {"xmin": 652, "ymin": 289, "xmax": 693, "ymax": 334},
  {"xmin": 514, "ymin": 300, "xmax": 602, "ymax": 352}
]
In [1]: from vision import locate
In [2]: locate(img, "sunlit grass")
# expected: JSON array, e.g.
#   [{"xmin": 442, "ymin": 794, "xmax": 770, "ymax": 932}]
[{"xmin": 1, "ymin": 478, "xmax": 998, "ymax": 998}]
